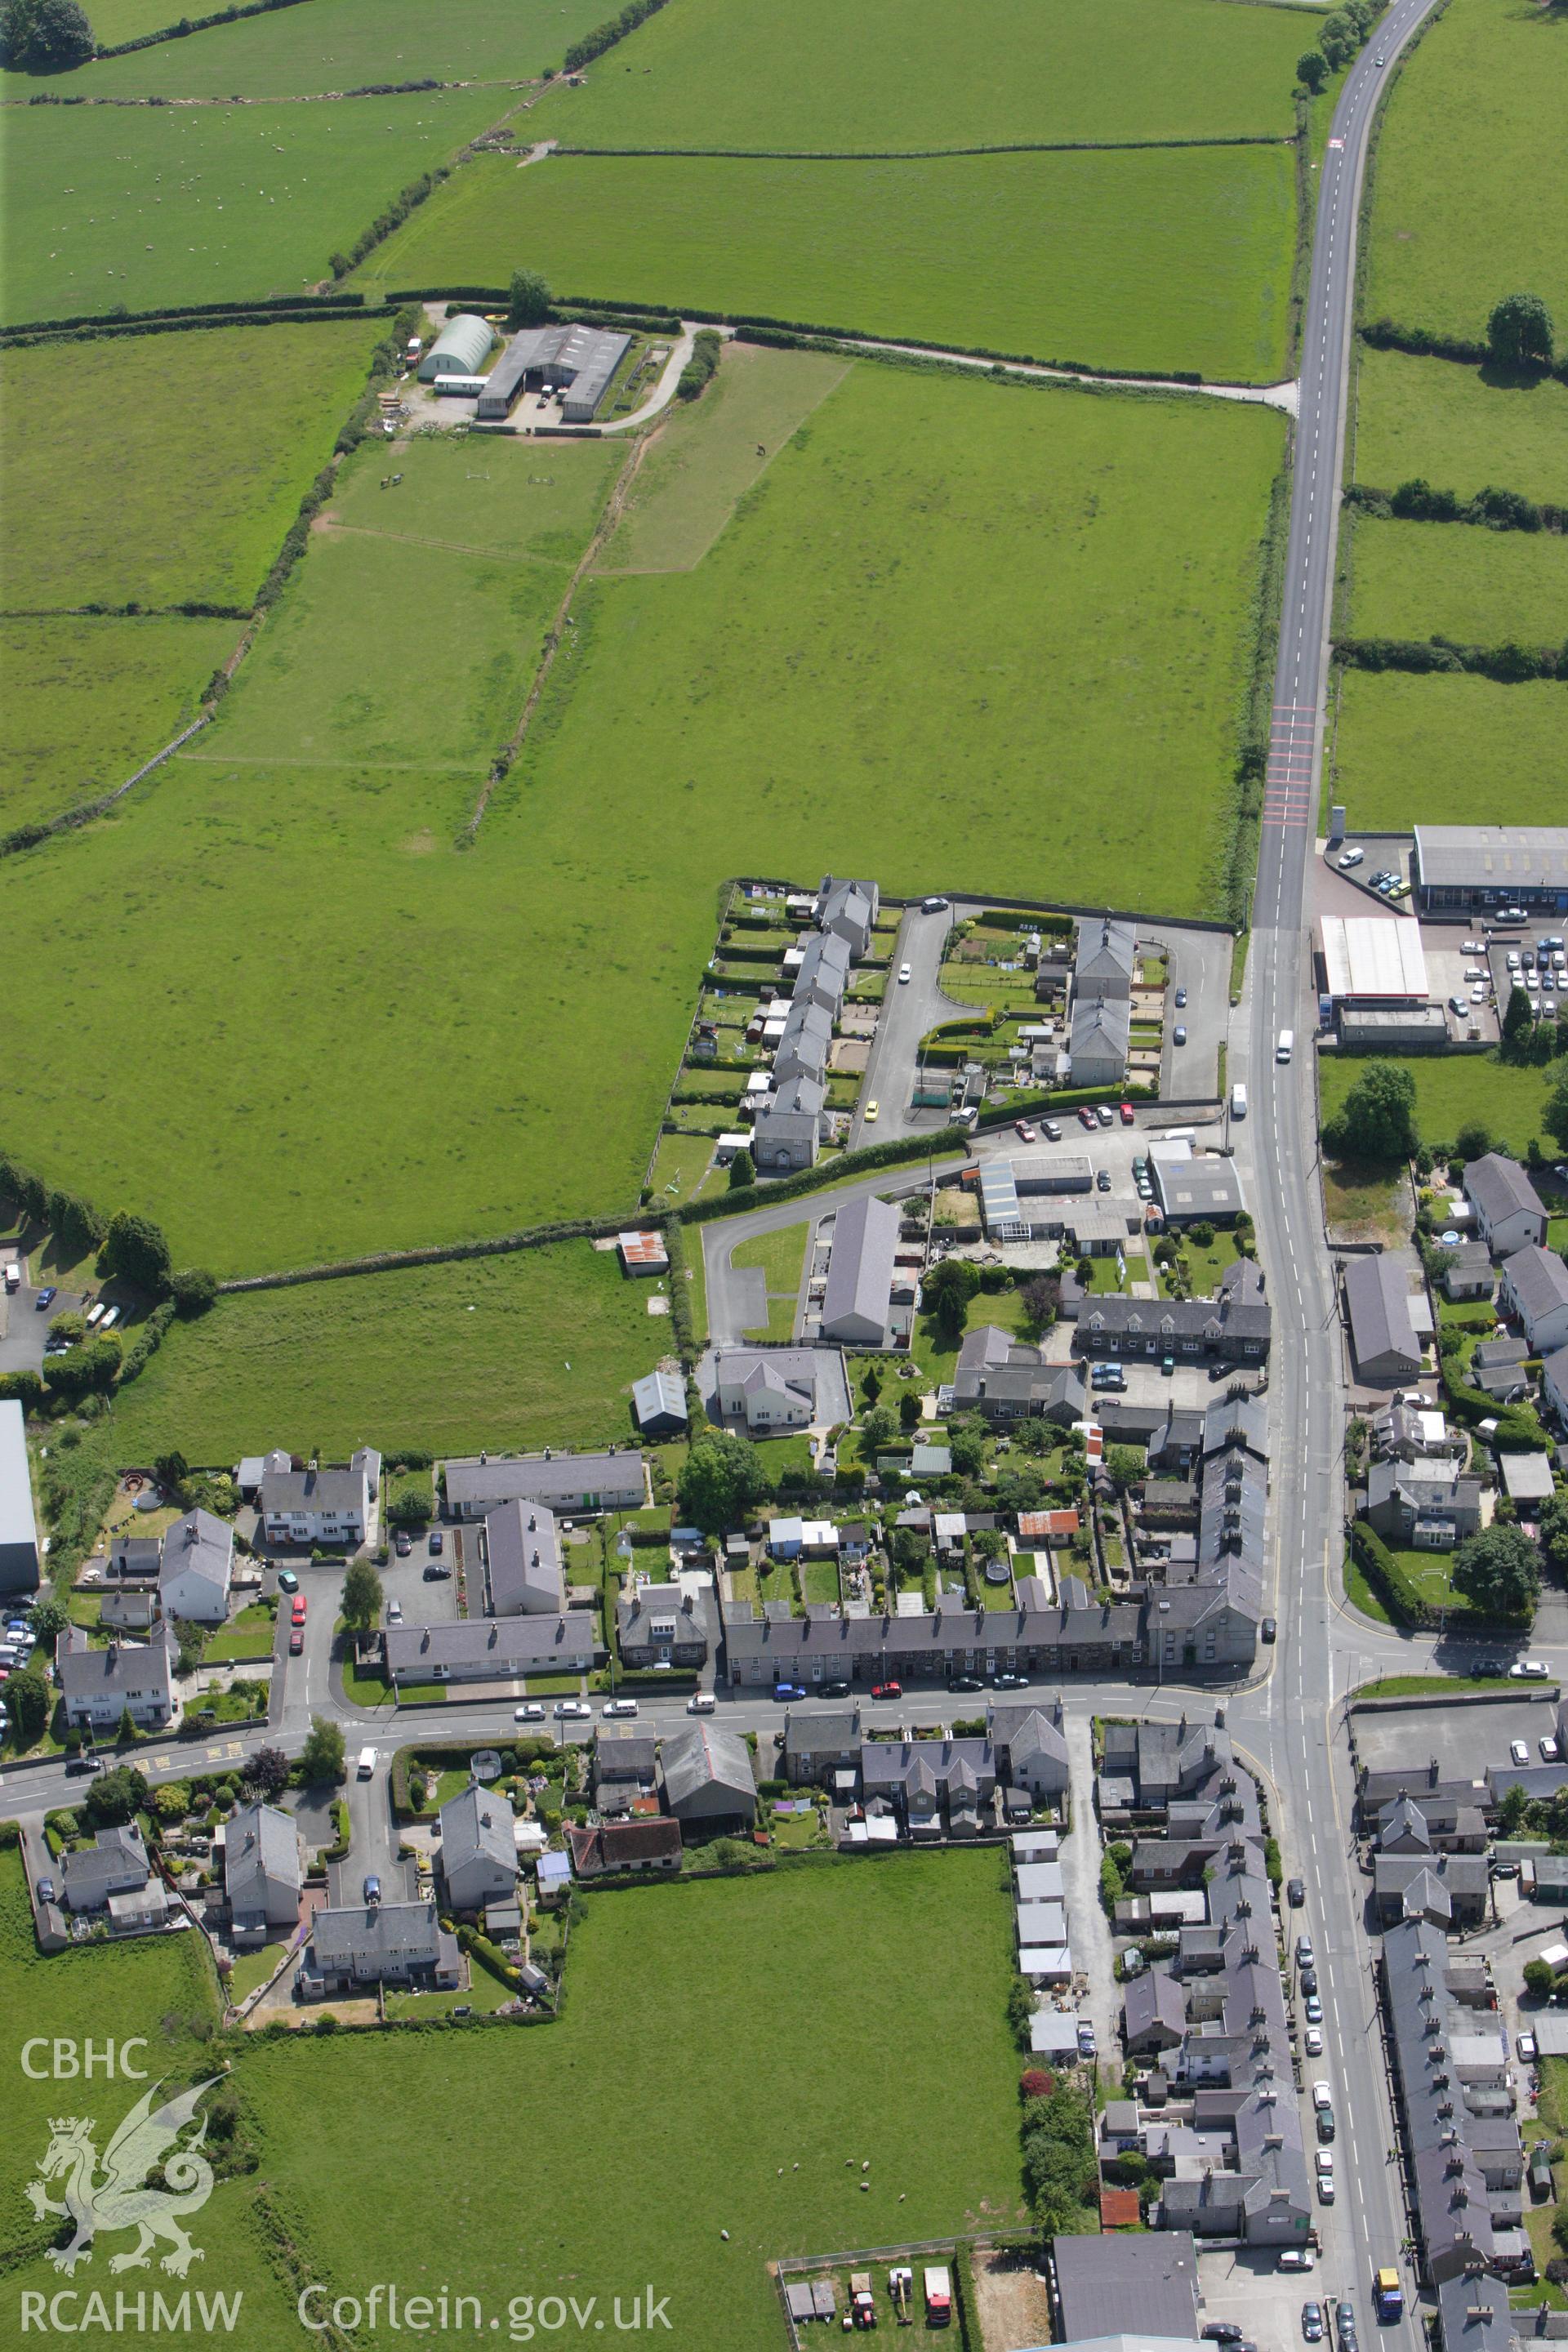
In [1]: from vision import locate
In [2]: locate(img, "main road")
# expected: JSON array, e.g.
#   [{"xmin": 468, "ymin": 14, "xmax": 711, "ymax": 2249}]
[{"xmin": 1238, "ymin": 3, "xmax": 1443, "ymax": 2336}]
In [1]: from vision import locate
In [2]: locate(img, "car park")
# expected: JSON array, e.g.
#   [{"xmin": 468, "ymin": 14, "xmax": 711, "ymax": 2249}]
[
  {"xmin": 514, "ymin": 1703, "xmax": 546, "ymax": 1722},
  {"xmin": 1511, "ymin": 1740, "xmax": 1530, "ymax": 1766},
  {"xmin": 1337, "ymin": 847, "xmax": 1364, "ymax": 869}
]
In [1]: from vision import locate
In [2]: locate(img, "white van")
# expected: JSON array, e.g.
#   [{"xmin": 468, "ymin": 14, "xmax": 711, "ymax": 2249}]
[
  {"xmin": 84, "ymin": 1303, "xmax": 106, "ymax": 1329},
  {"xmin": 1231, "ymin": 1082, "xmax": 1249, "ymax": 1118},
  {"xmin": 357, "ymin": 1746, "xmax": 376, "ymax": 1779},
  {"xmin": 2, "ymin": 1262, "xmax": 20, "ymax": 1293},
  {"xmin": 1276, "ymin": 1030, "xmax": 1294, "ymax": 1063},
  {"xmin": 602, "ymin": 1697, "xmax": 639, "ymax": 1718},
  {"xmin": 687, "ymin": 1693, "xmax": 717, "ymax": 1714}
]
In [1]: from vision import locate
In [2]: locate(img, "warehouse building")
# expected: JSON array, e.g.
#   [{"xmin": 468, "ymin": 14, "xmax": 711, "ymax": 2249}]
[
  {"xmin": 475, "ymin": 323, "xmax": 630, "ymax": 422},
  {"xmin": 1413, "ymin": 826, "xmax": 1568, "ymax": 915},
  {"xmin": 416, "ymin": 314, "xmax": 494, "ymax": 385},
  {"xmin": 0, "ymin": 1397, "xmax": 40, "ymax": 1595}
]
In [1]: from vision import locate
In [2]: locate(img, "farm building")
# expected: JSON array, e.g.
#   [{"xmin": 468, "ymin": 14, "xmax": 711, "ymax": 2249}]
[
  {"xmin": 416, "ymin": 314, "xmax": 494, "ymax": 385},
  {"xmin": 1413, "ymin": 825, "xmax": 1568, "ymax": 915},
  {"xmin": 617, "ymin": 1229, "xmax": 669, "ymax": 1276},
  {"xmin": 0, "ymin": 1397, "xmax": 40, "ymax": 1593},
  {"xmin": 475, "ymin": 323, "xmax": 630, "ymax": 422}
]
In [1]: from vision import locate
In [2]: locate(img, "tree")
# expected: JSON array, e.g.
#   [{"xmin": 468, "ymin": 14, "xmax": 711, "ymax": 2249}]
[
  {"xmin": 507, "ymin": 268, "xmax": 551, "ymax": 327},
  {"xmin": 860, "ymin": 1363, "xmax": 882, "ymax": 1406},
  {"xmin": 116, "ymin": 1704, "xmax": 138, "ymax": 1747},
  {"xmin": 83, "ymin": 1764, "xmax": 148, "ymax": 1827},
  {"xmin": 1502, "ymin": 985, "xmax": 1535, "ymax": 1046},
  {"xmin": 1453, "ymin": 1120, "xmax": 1496, "ymax": 1161},
  {"xmin": 154, "ymin": 1450, "xmax": 189, "ymax": 1500},
  {"xmin": 341, "ymin": 1557, "xmax": 384, "ymax": 1633},
  {"xmin": 677, "ymin": 1432, "xmax": 771, "ymax": 1533},
  {"xmin": 726, "ymin": 1147, "xmax": 755, "ymax": 1191},
  {"xmin": 169, "ymin": 1266, "xmax": 218, "ymax": 1317},
  {"xmin": 1523, "ymin": 1957, "xmax": 1556, "ymax": 2001},
  {"xmin": 860, "ymin": 1402, "xmax": 898, "ymax": 1450},
  {"xmin": 923, "ymin": 1254, "xmax": 980, "ymax": 1340},
  {"xmin": 1544, "ymin": 1067, "xmax": 1568, "ymax": 1155},
  {"xmin": 0, "ymin": 0, "xmax": 95, "ymax": 66},
  {"xmin": 100, "ymin": 1209, "xmax": 172, "ymax": 1295},
  {"xmin": 1496, "ymin": 1781, "xmax": 1532, "ymax": 1838},
  {"xmin": 1021, "ymin": 1272, "xmax": 1060, "ymax": 1331},
  {"xmin": 47, "ymin": 1188, "xmax": 104, "ymax": 1259},
  {"xmin": 0, "ymin": 1369, "xmax": 43, "ymax": 1414},
  {"xmin": 1488, "ymin": 292, "xmax": 1554, "ymax": 372},
  {"xmin": 300, "ymin": 1714, "xmax": 346, "ymax": 1785},
  {"xmin": 28, "ymin": 1598, "xmax": 67, "ymax": 1645},
  {"xmin": 1105, "ymin": 1445, "xmax": 1144, "ymax": 1493},
  {"xmin": 1452, "ymin": 1523, "xmax": 1541, "ymax": 1619},
  {"xmin": 248, "ymin": 1745, "xmax": 291, "ymax": 1797},
  {"xmin": 4, "ymin": 1667, "xmax": 48, "ymax": 1743},
  {"xmin": 948, "ymin": 1416, "xmax": 988, "ymax": 1477},
  {"xmin": 898, "ymin": 1390, "xmax": 922, "ymax": 1432},
  {"xmin": 1297, "ymin": 47, "xmax": 1328, "ymax": 90},
  {"xmin": 1334, "ymin": 1059, "xmax": 1419, "ymax": 1161},
  {"xmin": 386, "ymin": 1486, "xmax": 432, "ymax": 1526}
]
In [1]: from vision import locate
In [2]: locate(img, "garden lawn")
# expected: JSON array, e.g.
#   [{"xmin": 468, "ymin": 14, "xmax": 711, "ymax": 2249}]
[
  {"xmin": 205, "ymin": 1603, "xmax": 278, "ymax": 1662},
  {"xmin": 0, "ymin": 363, "xmax": 1278, "ymax": 1271},
  {"xmin": 1362, "ymin": 0, "xmax": 1568, "ymax": 345},
  {"xmin": 528, "ymin": 0, "xmax": 1308, "ymax": 149},
  {"xmin": 0, "ymin": 616, "xmax": 237, "ymax": 830},
  {"xmin": 234, "ymin": 1852, "xmax": 1024, "ymax": 2352},
  {"xmin": 1319, "ymin": 1052, "xmax": 1561, "ymax": 1159},
  {"xmin": 358, "ymin": 144, "xmax": 1298, "ymax": 382},
  {"xmin": 6, "ymin": 0, "xmax": 608, "ymax": 97},
  {"xmin": 104, "ymin": 1242, "xmax": 657, "ymax": 1463},
  {"xmin": 1353, "ymin": 347, "xmax": 1568, "ymax": 508},
  {"xmin": 1330, "ymin": 671, "xmax": 1568, "ymax": 831},
  {"xmin": 1347, "ymin": 514, "xmax": 1568, "ymax": 644},
  {"xmin": 732, "ymin": 1226, "xmax": 808, "ymax": 1297},
  {"xmin": 0, "ymin": 319, "xmax": 384, "ymax": 609},
  {"xmin": 0, "ymin": 89, "xmax": 513, "ymax": 324}
]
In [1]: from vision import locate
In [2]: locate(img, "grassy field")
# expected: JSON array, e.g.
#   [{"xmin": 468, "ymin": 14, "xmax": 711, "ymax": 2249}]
[
  {"xmin": 1321, "ymin": 1049, "xmax": 1561, "ymax": 1157},
  {"xmin": 600, "ymin": 342, "xmax": 849, "ymax": 574},
  {"xmin": 0, "ymin": 361, "xmax": 1280, "ymax": 1272},
  {"xmin": 235, "ymin": 1854, "xmax": 1024, "ymax": 2352},
  {"xmin": 530, "ymin": 0, "xmax": 1309, "ymax": 149},
  {"xmin": 0, "ymin": 88, "xmax": 514, "ymax": 324},
  {"xmin": 0, "ymin": 319, "xmax": 384, "ymax": 609},
  {"xmin": 1352, "ymin": 346, "xmax": 1568, "ymax": 506},
  {"xmin": 1362, "ymin": 0, "xmax": 1568, "ymax": 344},
  {"xmin": 0, "ymin": 615, "xmax": 237, "ymax": 829},
  {"xmin": 1330, "ymin": 670, "xmax": 1568, "ymax": 830},
  {"xmin": 732, "ymin": 1226, "xmax": 808, "ymax": 1295},
  {"xmin": 105, "ymin": 1241, "xmax": 659, "ymax": 1462},
  {"xmin": 359, "ymin": 144, "xmax": 1299, "ymax": 381},
  {"xmin": 1346, "ymin": 513, "xmax": 1568, "ymax": 643},
  {"xmin": 333, "ymin": 425, "xmax": 622, "ymax": 563},
  {"xmin": 5, "ymin": 0, "xmax": 608, "ymax": 96}
]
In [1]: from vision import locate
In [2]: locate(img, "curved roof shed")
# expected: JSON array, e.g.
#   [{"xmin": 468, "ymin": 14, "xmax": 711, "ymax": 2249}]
[{"xmin": 416, "ymin": 314, "xmax": 494, "ymax": 383}]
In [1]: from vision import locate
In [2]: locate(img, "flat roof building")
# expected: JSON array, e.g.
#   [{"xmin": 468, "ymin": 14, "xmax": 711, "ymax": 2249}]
[
  {"xmin": 1414, "ymin": 825, "xmax": 1568, "ymax": 913},
  {"xmin": 1320, "ymin": 914, "xmax": 1429, "ymax": 1005}
]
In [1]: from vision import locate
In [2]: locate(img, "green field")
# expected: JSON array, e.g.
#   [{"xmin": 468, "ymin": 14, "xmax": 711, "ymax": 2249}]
[
  {"xmin": 105, "ymin": 1241, "xmax": 659, "ymax": 1462},
  {"xmin": 600, "ymin": 341, "xmax": 850, "ymax": 574},
  {"xmin": 1353, "ymin": 346, "xmax": 1568, "ymax": 506},
  {"xmin": 1330, "ymin": 670, "xmax": 1568, "ymax": 830},
  {"xmin": 0, "ymin": 88, "xmax": 514, "ymax": 324},
  {"xmin": 1363, "ymin": 0, "xmax": 1568, "ymax": 344},
  {"xmin": 530, "ymin": 0, "xmax": 1309, "ymax": 149},
  {"xmin": 235, "ymin": 1855, "xmax": 1023, "ymax": 2352},
  {"xmin": 0, "ymin": 319, "xmax": 384, "ymax": 609},
  {"xmin": 4, "ymin": 0, "xmax": 608, "ymax": 96},
  {"xmin": 0, "ymin": 359, "xmax": 1281, "ymax": 1271},
  {"xmin": 0, "ymin": 615, "xmax": 237, "ymax": 829},
  {"xmin": 1320, "ymin": 1049, "xmax": 1561, "ymax": 1158},
  {"xmin": 332, "ymin": 425, "xmax": 623, "ymax": 564},
  {"xmin": 360, "ymin": 144, "xmax": 1299, "ymax": 381},
  {"xmin": 1347, "ymin": 513, "xmax": 1568, "ymax": 643}
]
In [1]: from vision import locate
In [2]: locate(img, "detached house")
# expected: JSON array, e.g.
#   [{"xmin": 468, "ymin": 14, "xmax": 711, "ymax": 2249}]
[
  {"xmin": 1365, "ymin": 1459, "xmax": 1482, "ymax": 1549},
  {"xmin": 953, "ymin": 1325, "xmax": 1086, "ymax": 1425},
  {"xmin": 224, "ymin": 1801, "xmax": 304, "ymax": 1936},
  {"xmin": 1463, "ymin": 1153, "xmax": 1547, "ymax": 1259},
  {"xmin": 1501, "ymin": 1244, "xmax": 1568, "ymax": 1356},
  {"xmin": 61, "ymin": 1825, "xmax": 155, "ymax": 1915},
  {"xmin": 260, "ymin": 1447, "xmax": 379, "ymax": 1549},
  {"xmin": 158, "ymin": 1508, "xmax": 233, "ymax": 1625},
  {"xmin": 616, "ymin": 1580, "xmax": 710, "ymax": 1670},
  {"xmin": 438, "ymin": 1784, "xmax": 517, "ymax": 1913},
  {"xmin": 659, "ymin": 1722, "xmax": 757, "ymax": 1830},
  {"xmin": 56, "ymin": 1621, "xmax": 176, "ymax": 1732},
  {"xmin": 714, "ymin": 1348, "xmax": 819, "ymax": 1433}
]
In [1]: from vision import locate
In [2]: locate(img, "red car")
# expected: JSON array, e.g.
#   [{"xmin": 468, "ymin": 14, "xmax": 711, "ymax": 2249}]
[
  {"xmin": 288, "ymin": 1628, "xmax": 304, "ymax": 1655},
  {"xmin": 1119, "ymin": 1102, "xmax": 1135, "ymax": 1126},
  {"xmin": 1077, "ymin": 1105, "xmax": 1098, "ymax": 1130},
  {"xmin": 1013, "ymin": 1119, "xmax": 1037, "ymax": 1143},
  {"xmin": 291, "ymin": 1596, "xmax": 307, "ymax": 1624},
  {"xmin": 871, "ymin": 1680, "xmax": 902, "ymax": 1701}
]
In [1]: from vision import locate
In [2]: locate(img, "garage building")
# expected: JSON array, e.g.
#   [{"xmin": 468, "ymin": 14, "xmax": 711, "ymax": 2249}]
[
  {"xmin": 416, "ymin": 314, "xmax": 494, "ymax": 384},
  {"xmin": 1319, "ymin": 915, "xmax": 1429, "ymax": 1008}
]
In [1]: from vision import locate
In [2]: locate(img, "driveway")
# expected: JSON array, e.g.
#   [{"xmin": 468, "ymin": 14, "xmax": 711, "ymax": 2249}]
[
  {"xmin": 332, "ymin": 1757, "xmax": 411, "ymax": 1905},
  {"xmin": 849, "ymin": 900, "xmax": 978, "ymax": 1147}
]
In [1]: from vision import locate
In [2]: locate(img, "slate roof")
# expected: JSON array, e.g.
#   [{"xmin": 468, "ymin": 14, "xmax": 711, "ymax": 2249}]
[
  {"xmin": 224, "ymin": 1802, "xmax": 301, "ymax": 1913},
  {"xmin": 482, "ymin": 1499, "xmax": 565, "ymax": 1615},
  {"xmin": 311, "ymin": 1900, "xmax": 448, "ymax": 1970},
  {"xmin": 55, "ymin": 1620, "xmax": 176, "ymax": 1708},
  {"xmin": 443, "ymin": 1451, "xmax": 644, "ymax": 1512},
  {"xmin": 158, "ymin": 1508, "xmax": 232, "ymax": 1602},
  {"xmin": 384, "ymin": 1616, "xmax": 598, "ymax": 1674},
  {"xmin": 1464, "ymin": 1152, "xmax": 1545, "ymax": 1233},
  {"xmin": 1503, "ymin": 1244, "xmax": 1568, "ymax": 1329},
  {"xmin": 61, "ymin": 1826, "xmax": 151, "ymax": 1911},
  {"xmin": 568, "ymin": 1819, "xmax": 682, "ymax": 1873},
  {"xmin": 438, "ymin": 1783, "xmax": 516, "ymax": 1881},
  {"xmin": 1053, "ymin": 2232, "xmax": 1200, "ymax": 2343},
  {"xmin": 822, "ymin": 1194, "xmax": 901, "ymax": 1335},
  {"xmin": 1343, "ymin": 1254, "xmax": 1422, "ymax": 1370},
  {"xmin": 1382, "ymin": 1917, "xmax": 1518, "ymax": 2278},
  {"xmin": 1077, "ymin": 1291, "xmax": 1272, "ymax": 1349},
  {"xmin": 659, "ymin": 1722, "xmax": 755, "ymax": 1811}
]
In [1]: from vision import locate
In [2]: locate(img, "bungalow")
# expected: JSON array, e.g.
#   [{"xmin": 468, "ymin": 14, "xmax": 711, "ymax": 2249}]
[
  {"xmin": 261, "ymin": 1447, "xmax": 379, "ymax": 1549},
  {"xmin": 480, "ymin": 1499, "xmax": 565, "ymax": 1616},
  {"xmin": 158, "ymin": 1508, "xmax": 233, "ymax": 1625},
  {"xmin": 56, "ymin": 1621, "xmax": 176, "ymax": 1731},
  {"xmin": 61, "ymin": 1825, "xmax": 154, "ymax": 1915},
  {"xmin": 567, "ymin": 1818, "xmax": 683, "ymax": 1878},
  {"xmin": 616, "ymin": 1580, "xmax": 710, "ymax": 1670},
  {"xmin": 1501, "ymin": 1244, "xmax": 1568, "ymax": 1357},
  {"xmin": 224, "ymin": 1801, "xmax": 304, "ymax": 1936},
  {"xmin": 301, "ymin": 1900, "xmax": 461, "ymax": 1995},
  {"xmin": 660, "ymin": 1722, "xmax": 757, "ymax": 1829},
  {"xmin": 443, "ymin": 1450, "xmax": 645, "ymax": 1519},
  {"xmin": 715, "ymin": 1349, "xmax": 817, "ymax": 1434},
  {"xmin": 1464, "ymin": 1154, "xmax": 1548, "ymax": 1259},
  {"xmin": 438, "ymin": 1784, "xmax": 517, "ymax": 1913},
  {"xmin": 952, "ymin": 1325, "xmax": 1087, "ymax": 1425}
]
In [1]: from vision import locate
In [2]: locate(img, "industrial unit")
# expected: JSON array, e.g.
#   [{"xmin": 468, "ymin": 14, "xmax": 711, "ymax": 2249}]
[
  {"xmin": 1413, "ymin": 826, "xmax": 1568, "ymax": 915},
  {"xmin": 475, "ymin": 323, "xmax": 631, "ymax": 422}
]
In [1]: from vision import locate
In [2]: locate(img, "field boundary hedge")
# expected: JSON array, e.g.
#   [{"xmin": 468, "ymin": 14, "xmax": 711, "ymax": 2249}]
[
  {"xmin": 1345, "ymin": 481, "xmax": 1565, "ymax": 536},
  {"xmin": 553, "ymin": 134, "xmax": 1293, "ymax": 160},
  {"xmin": 1361, "ymin": 318, "xmax": 1568, "ymax": 390},
  {"xmin": 1334, "ymin": 634, "xmax": 1566, "ymax": 681},
  {"xmin": 0, "ymin": 293, "xmax": 366, "ymax": 341},
  {"xmin": 0, "ymin": 305, "xmax": 381, "ymax": 354},
  {"xmin": 0, "ymin": 715, "xmax": 212, "ymax": 862},
  {"xmin": 564, "ymin": 0, "xmax": 672, "ymax": 75}
]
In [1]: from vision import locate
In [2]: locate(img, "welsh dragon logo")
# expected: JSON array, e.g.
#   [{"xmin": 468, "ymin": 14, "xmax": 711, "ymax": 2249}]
[{"xmin": 27, "ymin": 2076, "xmax": 222, "ymax": 2278}]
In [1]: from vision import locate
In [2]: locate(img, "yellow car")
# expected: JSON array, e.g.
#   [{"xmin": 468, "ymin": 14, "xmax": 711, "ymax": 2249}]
[{"xmin": 864, "ymin": 1100, "xmax": 880, "ymax": 1122}]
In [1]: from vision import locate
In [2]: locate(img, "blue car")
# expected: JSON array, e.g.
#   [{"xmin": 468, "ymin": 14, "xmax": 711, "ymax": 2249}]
[{"xmin": 773, "ymin": 1683, "xmax": 806, "ymax": 1701}]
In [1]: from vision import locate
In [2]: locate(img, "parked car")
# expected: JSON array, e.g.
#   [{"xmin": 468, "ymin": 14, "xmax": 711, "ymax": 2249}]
[
  {"xmin": 422, "ymin": 1561, "xmax": 452, "ymax": 1580},
  {"xmin": 898, "ymin": 963, "xmax": 912, "ymax": 985},
  {"xmin": 993, "ymin": 1671, "xmax": 1028, "ymax": 1689},
  {"xmin": 277, "ymin": 1568, "xmax": 300, "ymax": 1594},
  {"xmin": 1173, "ymin": 1024, "xmax": 1187, "ymax": 1045},
  {"xmin": 1305, "ymin": 1993, "xmax": 1322, "ymax": 2024},
  {"xmin": 1076, "ymin": 2020, "xmax": 1097, "ymax": 2056},
  {"xmin": 948, "ymin": 1675, "xmax": 983, "ymax": 1693},
  {"xmin": 863, "ymin": 1101, "xmax": 880, "ymax": 1123},
  {"xmin": 395, "ymin": 1533, "xmax": 412, "ymax": 1557},
  {"xmin": 1042, "ymin": 1120, "xmax": 1062, "ymax": 1142},
  {"xmin": 773, "ymin": 1683, "xmax": 806, "ymax": 1701},
  {"xmin": 1262, "ymin": 1616, "xmax": 1276, "ymax": 1643},
  {"xmin": 289, "ymin": 1629, "xmax": 304, "ymax": 1655},
  {"xmin": 1463, "ymin": 939, "xmax": 1484, "ymax": 954},
  {"xmin": 386, "ymin": 1600, "xmax": 403, "ymax": 1624},
  {"xmin": 921, "ymin": 896, "xmax": 949, "ymax": 913},
  {"xmin": 1014, "ymin": 1120, "xmax": 1038, "ymax": 1143},
  {"xmin": 1299, "ymin": 1965, "xmax": 1318, "ymax": 1997},
  {"xmin": 821, "ymin": 1679, "xmax": 850, "ymax": 1698},
  {"xmin": 1287, "ymin": 1877, "xmax": 1305, "ymax": 1905},
  {"xmin": 602, "ymin": 1697, "xmax": 639, "ymax": 1717},
  {"xmin": 363, "ymin": 1875, "xmax": 381, "ymax": 1905},
  {"xmin": 1448, "ymin": 996, "xmax": 1468, "ymax": 1017},
  {"xmin": 37, "ymin": 1876, "xmax": 56, "ymax": 1904},
  {"xmin": 1519, "ymin": 2032, "xmax": 1539, "ymax": 2061},
  {"xmin": 514, "ymin": 1703, "xmax": 546, "ymax": 1722},
  {"xmin": 1303, "ymin": 2304, "xmax": 1325, "ymax": 2342},
  {"xmin": 1511, "ymin": 1740, "xmax": 1530, "ymax": 1766},
  {"xmin": 428, "ymin": 1530, "xmax": 443, "ymax": 1555},
  {"xmin": 1118, "ymin": 1102, "xmax": 1135, "ymax": 1126},
  {"xmin": 1077, "ymin": 1107, "xmax": 1098, "ymax": 1130},
  {"xmin": 1279, "ymin": 2250, "xmax": 1314, "ymax": 2274},
  {"xmin": 291, "ymin": 1596, "xmax": 307, "ymax": 1624},
  {"xmin": 1335, "ymin": 2304, "xmax": 1357, "ymax": 2350},
  {"xmin": 1095, "ymin": 1104, "xmax": 1115, "ymax": 1128},
  {"xmin": 1174, "ymin": 987, "xmax": 1187, "ymax": 1008},
  {"xmin": 1311, "ymin": 2078, "xmax": 1331, "ymax": 2109},
  {"xmin": 1542, "ymin": 1736, "xmax": 1561, "ymax": 1762},
  {"xmin": 35, "ymin": 1286, "xmax": 56, "ymax": 1312},
  {"xmin": 1305, "ymin": 2025, "xmax": 1324, "ymax": 2056},
  {"xmin": 1096, "ymin": 1169, "xmax": 1112, "ymax": 1192},
  {"xmin": 555, "ymin": 1699, "xmax": 592, "ymax": 1719},
  {"xmin": 1297, "ymin": 1936, "xmax": 1315, "ymax": 1966},
  {"xmin": 687, "ymin": 1694, "xmax": 716, "ymax": 1714},
  {"xmin": 1475, "ymin": 1657, "xmax": 1507, "ymax": 1676},
  {"xmin": 871, "ymin": 1680, "xmax": 902, "ymax": 1700},
  {"xmin": 1202, "ymin": 2328, "xmax": 1245, "ymax": 2344}
]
